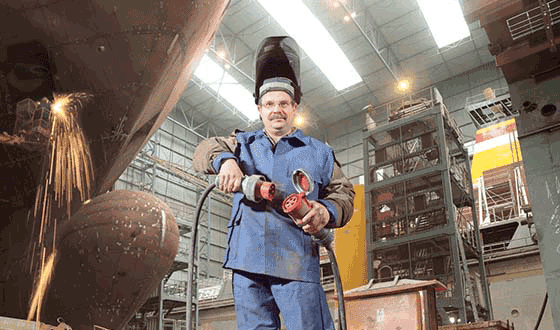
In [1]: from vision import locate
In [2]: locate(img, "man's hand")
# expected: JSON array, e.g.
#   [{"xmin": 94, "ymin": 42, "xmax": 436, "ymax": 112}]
[
  {"xmin": 218, "ymin": 159, "xmax": 243, "ymax": 193},
  {"xmin": 297, "ymin": 200, "xmax": 330, "ymax": 235}
]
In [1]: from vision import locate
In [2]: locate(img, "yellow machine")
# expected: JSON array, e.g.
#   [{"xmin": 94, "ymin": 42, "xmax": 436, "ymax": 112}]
[
  {"xmin": 471, "ymin": 118, "xmax": 523, "ymax": 183},
  {"xmin": 470, "ymin": 117, "xmax": 530, "ymax": 227},
  {"xmin": 333, "ymin": 184, "xmax": 368, "ymax": 291}
]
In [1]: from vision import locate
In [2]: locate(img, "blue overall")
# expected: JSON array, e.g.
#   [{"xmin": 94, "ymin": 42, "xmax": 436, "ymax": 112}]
[{"xmin": 212, "ymin": 129, "xmax": 338, "ymax": 329}]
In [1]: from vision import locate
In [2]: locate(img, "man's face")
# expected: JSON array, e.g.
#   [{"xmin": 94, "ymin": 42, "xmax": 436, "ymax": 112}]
[{"xmin": 258, "ymin": 90, "xmax": 297, "ymax": 135}]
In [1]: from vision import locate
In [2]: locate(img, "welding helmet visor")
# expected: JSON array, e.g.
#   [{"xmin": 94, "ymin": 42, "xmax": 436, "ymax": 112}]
[{"xmin": 254, "ymin": 36, "xmax": 301, "ymax": 104}]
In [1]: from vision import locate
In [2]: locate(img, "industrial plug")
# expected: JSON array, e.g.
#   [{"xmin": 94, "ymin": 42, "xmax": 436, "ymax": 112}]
[
  {"xmin": 215, "ymin": 174, "xmax": 275, "ymax": 202},
  {"xmin": 282, "ymin": 169, "xmax": 334, "ymax": 247}
]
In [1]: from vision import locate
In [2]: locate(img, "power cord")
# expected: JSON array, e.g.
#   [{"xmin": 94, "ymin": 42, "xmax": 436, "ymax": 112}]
[{"xmin": 185, "ymin": 183, "xmax": 347, "ymax": 330}]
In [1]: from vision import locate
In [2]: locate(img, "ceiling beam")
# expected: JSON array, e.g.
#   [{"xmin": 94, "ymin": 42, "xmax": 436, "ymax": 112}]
[{"xmin": 339, "ymin": 1, "xmax": 400, "ymax": 81}]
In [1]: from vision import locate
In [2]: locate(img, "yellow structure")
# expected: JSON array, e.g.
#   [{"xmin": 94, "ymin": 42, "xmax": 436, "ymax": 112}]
[
  {"xmin": 470, "ymin": 118, "xmax": 523, "ymax": 182},
  {"xmin": 333, "ymin": 184, "xmax": 368, "ymax": 291}
]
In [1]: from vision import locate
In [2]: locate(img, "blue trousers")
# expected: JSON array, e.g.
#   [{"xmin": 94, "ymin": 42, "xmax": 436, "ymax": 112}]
[{"xmin": 232, "ymin": 270, "xmax": 335, "ymax": 330}]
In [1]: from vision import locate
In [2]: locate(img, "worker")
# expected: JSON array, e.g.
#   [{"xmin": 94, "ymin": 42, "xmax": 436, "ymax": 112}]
[{"xmin": 193, "ymin": 36, "xmax": 355, "ymax": 330}]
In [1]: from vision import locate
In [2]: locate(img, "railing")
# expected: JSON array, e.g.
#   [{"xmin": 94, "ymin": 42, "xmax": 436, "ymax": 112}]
[
  {"xmin": 465, "ymin": 87, "xmax": 510, "ymax": 106},
  {"xmin": 450, "ymin": 158, "xmax": 471, "ymax": 194},
  {"xmin": 319, "ymin": 246, "xmax": 330, "ymax": 263},
  {"xmin": 476, "ymin": 165, "xmax": 529, "ymax": 225},
  {"xmin": 321, "ymin": 275, "xmax": 335, "ymax": 286},
  {"xmin": 441, "ymin": 103, "xmax": 464, "ymax": 143},
  {"xmin": 197, "ymin": 278, "xmax": 224, "ymax": 301},
  {"xmin": 366, "ymin": 86, "xmax": 444, "ymax": 129},
  {"xmin": 163, "ymin": 279, "xmax": 188, "ymax": 298},
  {"xmin": 483, "ymin": 235, "xmax": 537, "ymax": 254},
  {"xmin": 365, "ymin": 86, "xmax": 464, "ymax": 147},
  {"xmin": 198, "ymin": 285, "xmax": 222, "ymax": 300},
  {"xmin": 466, "ymin": 92, "xmax": 515, "ymax": 128},
  {"xmin": 456, "ymin": 206, "xmax": 478, "ymax": 250},
  {"xmin": 506, "ymin": 0, "xmax": 560, "ymax": 40},
  {"xmin": 144, "ymin": 318, "xmax": 187, "ymax": 330}
]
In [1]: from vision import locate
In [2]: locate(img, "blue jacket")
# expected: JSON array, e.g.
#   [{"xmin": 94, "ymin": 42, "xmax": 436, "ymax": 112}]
[{"xmin": 197, "ymin": 129, "xmax": 354, "ymax": 283}]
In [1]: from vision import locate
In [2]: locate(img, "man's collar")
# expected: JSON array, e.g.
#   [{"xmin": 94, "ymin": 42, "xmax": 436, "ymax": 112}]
[{"xmin": 259, "ymin": 128, "xmax": 307, "ymax": 145}]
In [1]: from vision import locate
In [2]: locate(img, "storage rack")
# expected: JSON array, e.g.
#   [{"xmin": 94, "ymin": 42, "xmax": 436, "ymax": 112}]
[{"xmin": 363, "ymin": 86, "xmax": 491, "ymax": 325}]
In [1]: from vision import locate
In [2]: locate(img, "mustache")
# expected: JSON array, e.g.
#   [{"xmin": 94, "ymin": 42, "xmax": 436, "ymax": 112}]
[{"xmin": 269, "ymin": 113, "xmax": 286, "ymax": 120}]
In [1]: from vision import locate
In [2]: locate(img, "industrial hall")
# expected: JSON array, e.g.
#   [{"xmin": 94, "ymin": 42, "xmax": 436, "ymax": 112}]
[{"xmin": 0, "ymin": 0, "xmax": 557, "ymax": 329}]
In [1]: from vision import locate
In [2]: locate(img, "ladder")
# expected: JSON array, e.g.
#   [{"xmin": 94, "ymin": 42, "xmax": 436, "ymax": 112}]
[{"xmin": 455, "ymin": 223, "xmax": 480, "ymax": 322}]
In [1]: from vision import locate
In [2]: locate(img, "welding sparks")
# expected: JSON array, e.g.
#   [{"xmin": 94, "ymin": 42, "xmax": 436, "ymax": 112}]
[
  {"xmin": 51, "ymin": 100, "xmax": 66, "ymax": 117},
  {"xmin": 49, "ymin": 92, "xmax": 94, "ymax": 214},
  {"xmin": 27, "ymin": 92, "xmax": 94, "ymax": 324},
  {"xmin": 27, "ymin": 249, "xmax": 57, "ymax": 323}
]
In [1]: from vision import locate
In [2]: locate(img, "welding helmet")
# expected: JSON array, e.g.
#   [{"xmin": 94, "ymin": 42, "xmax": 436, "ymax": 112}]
[{"xmin": 254, "ymin": 36, "xmax": 302, "ymax": 104}]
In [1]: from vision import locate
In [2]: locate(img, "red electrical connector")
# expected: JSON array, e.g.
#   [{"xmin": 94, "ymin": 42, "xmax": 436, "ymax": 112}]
[
  {"xmin": 282, "ymin": 192, "xmax": 312, "ymax": 221},
  {"xmin": 255, "ymin": 181, "xmax": 275, "ymax": 201}
]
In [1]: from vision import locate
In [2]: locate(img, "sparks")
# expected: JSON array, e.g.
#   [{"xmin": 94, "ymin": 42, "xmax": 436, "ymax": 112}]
[
  {"xmin": 27, "ymin": 92, "xmax": 94, "ymax": 324},
  {"xmin": 49, "ymin": 92, "xmax": 95, "ymax": 214},
  {"xmin": 27, "ymin": 249, "xmax": 57, "ymax": 323}
]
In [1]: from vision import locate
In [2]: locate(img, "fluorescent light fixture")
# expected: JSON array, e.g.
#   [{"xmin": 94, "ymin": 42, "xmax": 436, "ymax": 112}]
[
  {"xmin": 417, "ymin": 0, "xmax": 470, "ymax": 48},
  {"xmin": 257, "ymin": 0, "xmax": 362, "ymax": 91},
  {"xmin": 193, "ymin": 54, "xmax": 259, "ymax": 121}
]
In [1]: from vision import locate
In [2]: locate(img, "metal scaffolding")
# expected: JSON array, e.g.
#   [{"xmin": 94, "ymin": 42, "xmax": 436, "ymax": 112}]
[
  {"xmin": 115, "ymin": 116, "xmax": 232, "ymax": 330},
  {"xmin": 363, "ymin": 86, "xmax": 491, "ymax": 325}
]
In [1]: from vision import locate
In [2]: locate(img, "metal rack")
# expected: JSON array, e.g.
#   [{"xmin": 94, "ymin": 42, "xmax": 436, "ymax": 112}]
[
  {"xmin": 363, "ymin": 87, "xmax": 491, "ymax": 325},
  {"xmin": 465, "ymin": 88, "xmax": 516, "ymax": 129}
]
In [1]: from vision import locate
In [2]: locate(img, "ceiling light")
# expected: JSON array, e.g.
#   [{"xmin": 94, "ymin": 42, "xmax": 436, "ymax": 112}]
[
  {"xmin": 397, "ymin": 79, "xmax": 410, "ymax": 91},
  {"xmin": 350, "ymin": 12, "xmax": 356, "ymax": 18},
  {"xmin": 257, "ymin": 0, "xmax": 362, "ymax": 91},
  {"xmin": 217, "ymin": 50, "xmax": 226, "ymax": 59},
  {"xmin": 295, "ymin": 114, "xmax": 304, "ymax": 127},
  {"xmin": 193, "ymin": 54, "xmax": 259, "ymax": 121},
  {"xmin": 327, "ymin": 0, "xmax": 340, "ymax": 8},
  {"xmin": 224, "ymin": 63, "xmax": 231, "ymax": 70},
  {"xmin": 344, "ymin": 15, "xmax": 351, "ymax": 22},
  {"xmin": 417, "ymin": 0, "xmax": 470, "ymax": 48},
  {"xmin": 449, "ymin": 316, "xmax": 456, "ymax": 324}
]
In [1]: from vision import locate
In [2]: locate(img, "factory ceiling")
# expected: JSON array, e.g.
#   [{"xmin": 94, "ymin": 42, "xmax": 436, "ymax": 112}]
[{"xmin": 175, "ymin": 0, "xmax": 496, "ymax": 140}]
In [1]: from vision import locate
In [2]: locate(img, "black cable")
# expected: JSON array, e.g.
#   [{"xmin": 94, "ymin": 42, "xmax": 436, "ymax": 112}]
[
  {"xmin": 326, "ymin": 244, "xmax": 347, "ymax": 330},
  {"xmin": 186, "ymin": 182, "xmax": 348, "ymax": 330},
  {"xmin": 534, "ymin": 292, "xmax": 548, "ymax": 330},
  {"xmin": 186, "ymin": 183, "xmax": 216, "ymax": 330}
]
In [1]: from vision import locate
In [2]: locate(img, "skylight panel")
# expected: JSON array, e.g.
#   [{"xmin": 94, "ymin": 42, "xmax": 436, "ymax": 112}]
[
  {"xmin": 257, "ymin": 0, "xmax": 362, "ymax": 91},
  {"xmin": 193, "ymin": 54, "xmax": 259, "ymax": 121},
  {"xmin": 417, "ymin": 0, "xmax": 471, "ymax": 48}
]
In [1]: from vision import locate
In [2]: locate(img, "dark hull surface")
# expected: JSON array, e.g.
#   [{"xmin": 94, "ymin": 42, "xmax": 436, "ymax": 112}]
[{"xmin": 0, "ymin": 0, "xmax": 229, "ymax": 328}]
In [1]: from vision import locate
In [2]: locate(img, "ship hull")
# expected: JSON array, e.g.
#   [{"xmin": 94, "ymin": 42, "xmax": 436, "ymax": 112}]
[{"xmin": 0, "ymin": 0, "xmax": 229, "ymax": 327}]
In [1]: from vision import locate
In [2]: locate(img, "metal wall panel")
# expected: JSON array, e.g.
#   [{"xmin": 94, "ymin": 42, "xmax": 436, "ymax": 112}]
[{"xmin": 510, "ymin": 77, "xmax": 560, "ymax": 329}]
